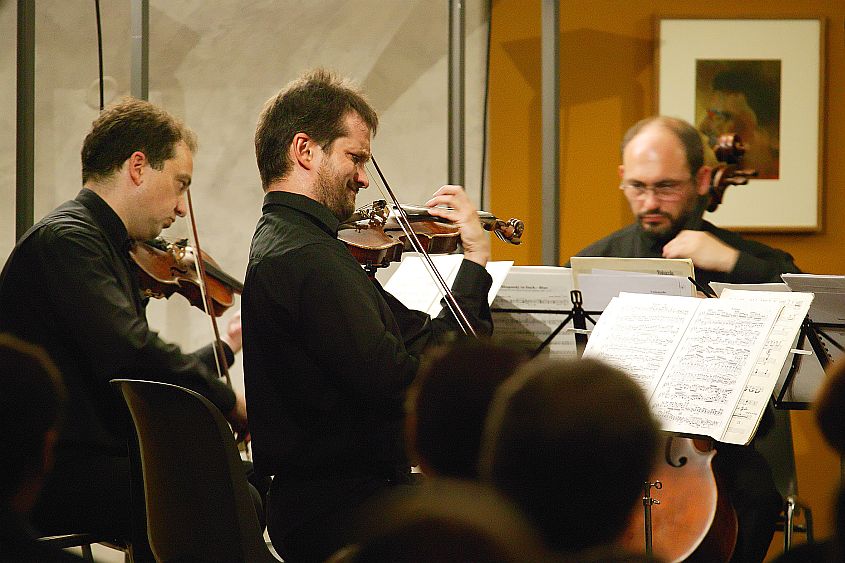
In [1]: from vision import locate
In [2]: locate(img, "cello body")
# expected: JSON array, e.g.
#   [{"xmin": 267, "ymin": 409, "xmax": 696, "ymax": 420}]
[{"xmin": 622, "ymin": 436, "xmax": 738, "ymax": 562}]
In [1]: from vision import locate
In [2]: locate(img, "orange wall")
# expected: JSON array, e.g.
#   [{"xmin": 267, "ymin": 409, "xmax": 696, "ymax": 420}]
[{"xmin": 489, "ymin": 0, "xmax": 845, "ymax": 546}]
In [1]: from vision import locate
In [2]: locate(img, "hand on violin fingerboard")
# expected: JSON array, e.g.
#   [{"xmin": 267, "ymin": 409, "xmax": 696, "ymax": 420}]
[{"xmin": 424, "ymin": 185, "xmax": 491, "ymax": 267}]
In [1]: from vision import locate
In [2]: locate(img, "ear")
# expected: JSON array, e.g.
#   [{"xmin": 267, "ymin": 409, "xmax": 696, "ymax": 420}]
[
  {"xmin": 617, "ymin": 164, "xmax": 625, "ymax": 180},
  {"xmin": 694, "ymin": 165, "xmax": 712, "ymax": 196},
  {"xmin": 291, "ymin": 132, "xmax": 316, "ymax": 171},
  {"xmin": 127, "ymin": 151, "xmax": 147, "ymax": 186}
]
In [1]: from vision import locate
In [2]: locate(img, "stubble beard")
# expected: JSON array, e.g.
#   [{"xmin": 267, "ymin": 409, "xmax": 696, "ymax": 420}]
[{"xmin": 316, "ymin": 161, "xmax": 356, "ymax": 222}]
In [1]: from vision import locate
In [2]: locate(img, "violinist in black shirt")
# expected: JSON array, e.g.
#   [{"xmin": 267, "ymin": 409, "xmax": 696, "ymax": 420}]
[
  {"xmin": 243, "ymin": 68, "xmax": 493, "ymax": 562},
  {"xmin": 0, "ymin": 98, "xmax": 248, "ymax": 543}
]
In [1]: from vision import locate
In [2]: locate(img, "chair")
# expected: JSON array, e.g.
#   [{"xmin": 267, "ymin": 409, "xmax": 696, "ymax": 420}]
[
  {"xmin": 37, "ymin": 533, "xmax": 124, "ymax": 562},
  {"xmin": 110, "ymin": 379, "xmax": 281, "ymax": 563},
  {"xmin": 755, "ymin": 406, "xmax": 814, "ymax": 551}
]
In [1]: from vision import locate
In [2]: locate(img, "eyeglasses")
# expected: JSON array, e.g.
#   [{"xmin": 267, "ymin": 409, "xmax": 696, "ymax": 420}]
[{"xmin": 618, "ymin": 179, "xmax": 693, "ymax": 201}]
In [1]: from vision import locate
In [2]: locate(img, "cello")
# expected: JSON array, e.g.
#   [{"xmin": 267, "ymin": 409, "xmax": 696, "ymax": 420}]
[{"xmin": 622, "ymin": 134, "xmax": 757, "ymax": 562}]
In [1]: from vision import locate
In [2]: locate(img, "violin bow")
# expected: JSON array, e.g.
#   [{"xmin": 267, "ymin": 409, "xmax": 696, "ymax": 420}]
[
  {"xmin": 368, "ymin": 157, "xmax": 478, "ymax": 338},
  {"xmin": 185, "ymin": 189, "xmax": 232, "ymax": 387}
]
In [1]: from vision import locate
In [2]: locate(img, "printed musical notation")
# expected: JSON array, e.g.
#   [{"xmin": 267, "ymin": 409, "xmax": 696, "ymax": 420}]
[
  {"xmin": 491, "ymin": 266, "xmax": 577, "ymax": 359},
  {"xmin": 583, "ymin": 292, "xmax": 797, "ymax": 445}
]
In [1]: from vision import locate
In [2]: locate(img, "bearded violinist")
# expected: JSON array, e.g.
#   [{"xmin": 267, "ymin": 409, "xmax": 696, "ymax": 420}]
[
  {"xmin": 0, "ymin": 99, "xmax": 254, "ymax": 544},
  {"xmin": 573, "ymin": 116, "xmax": 800, "ymax": 562},
  {"xmin": 242, "ymin": 68, "xmax": 493, "ymax": 562}
]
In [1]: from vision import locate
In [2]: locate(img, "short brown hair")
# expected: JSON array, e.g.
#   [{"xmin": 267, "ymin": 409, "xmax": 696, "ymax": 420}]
[
  {"xmin": 81, "ymin": 97, "xmax": 197, "ymax": 184},
  {"xmin": 254, "ymin": 68, "xmax": 378, "ymax": 190},
  {"xmin": 480, "ymin": 358, "xmax": 660, "ymax": 552}
]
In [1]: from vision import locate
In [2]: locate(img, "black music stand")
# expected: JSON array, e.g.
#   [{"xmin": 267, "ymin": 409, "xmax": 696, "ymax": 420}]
[
  {"xmin": 491, "ymin": 290, "xmax": 601, "ymax": 359},
  {"xmin": 776, "ymin": 318, "xmax": 845, "ymax": 409}
]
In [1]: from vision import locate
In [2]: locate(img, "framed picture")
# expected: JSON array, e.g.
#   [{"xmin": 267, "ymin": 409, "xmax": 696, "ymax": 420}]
[{"xmin": 657, "ymin": 18, "xmax": 824, "ymax": 232}]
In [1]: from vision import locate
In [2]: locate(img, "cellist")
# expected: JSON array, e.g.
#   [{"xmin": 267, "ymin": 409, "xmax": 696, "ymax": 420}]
[
  {"xmin": 0, "ymin": 98, "xmax": 258, "ymax": 545},
  {"xmin": 571, "ymin": 116, "xmax": 800, "ymax": 562},
  {"xmin": 242, "ymin": 68, "xmax": 494, "ymax": 563}
]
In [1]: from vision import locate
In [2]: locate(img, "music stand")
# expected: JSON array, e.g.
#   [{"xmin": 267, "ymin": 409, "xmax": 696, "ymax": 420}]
[{"xmin": 491, "ymin": 290, "xmax": 600, "ymax": 358}]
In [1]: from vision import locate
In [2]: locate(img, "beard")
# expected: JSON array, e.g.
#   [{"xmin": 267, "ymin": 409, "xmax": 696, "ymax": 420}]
[
  {"xmin": 638, "ymin": 208, "xmax": 698, "ymax": 244},
  {"xmin": 638, "ymin": 195, "xmax": 705, "ymax": 243},
  {"xmin": 315, "ymin": 160, "xmax": 357, "ymax": 221}
]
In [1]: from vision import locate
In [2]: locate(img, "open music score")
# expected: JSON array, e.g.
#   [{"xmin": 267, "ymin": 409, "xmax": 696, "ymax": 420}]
[{"xmin": 583, "ymin": 290, "xmax": 812, "ymax": 445}]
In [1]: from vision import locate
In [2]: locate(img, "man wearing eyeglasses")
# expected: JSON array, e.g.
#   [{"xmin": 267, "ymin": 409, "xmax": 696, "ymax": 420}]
[
  {"xmin": 573, "ymin": 116, "xmax": 799, "ymax": 563},
  {"xmin": 575, "ymin": 116, "xmax": 798, "ymax": 287}
]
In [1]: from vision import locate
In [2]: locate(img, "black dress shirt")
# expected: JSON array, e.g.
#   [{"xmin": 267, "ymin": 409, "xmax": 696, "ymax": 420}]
[
  {"xmin": 242, "ymin": 191, "xmax": 493, "ymax": 480},
  {"xmin": 0, "ymin": 189, "xmax": 235, "ymax": 454},
  {"xmin": 574, "ymin": 220, "xmax": 800, "ymax": 286}
]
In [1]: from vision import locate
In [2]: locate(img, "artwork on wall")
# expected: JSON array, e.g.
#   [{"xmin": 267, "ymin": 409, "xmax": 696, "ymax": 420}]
[{"xmin": 657, "ymin": 18, "xmax": 823, "ymax": 232}]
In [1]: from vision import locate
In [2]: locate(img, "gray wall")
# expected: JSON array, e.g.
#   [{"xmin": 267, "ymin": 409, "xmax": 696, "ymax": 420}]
[{"xmin": 0, "ymin": 1, "xmax": 490, "ymax": 391}]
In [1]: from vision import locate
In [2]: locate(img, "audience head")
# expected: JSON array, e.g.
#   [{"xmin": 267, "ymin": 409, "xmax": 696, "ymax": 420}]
[
  {"xmin": 255, "ymin": 67, "xmax": 379, "ymax": 190},
  {"xmin": 406, "ymin": 338, "xmax": 527, "ymax": 478},
  {"xmin": 335, "ymin": 478, "xmax": 550, "ymax": 563},
  {"xmin": 815, "ymin": 359, "xmax": 845, "ymax": 454},
  {"xmin": 480, "ymin": 357, "xmax": 660, "ymax": 552},
  {"xmin": 0, "ymin": 334, "xmax": 66, "ymax": 514}
]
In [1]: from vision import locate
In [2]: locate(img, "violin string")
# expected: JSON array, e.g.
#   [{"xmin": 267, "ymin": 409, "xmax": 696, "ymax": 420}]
[
  {"xmin": 186, "ymin": 189, "xmax": 232, "ymax": 387},
  {"xmin": 367, "ymin": 157, "xmax": 477, "ymax": 337},
  {"xmin": 366, "ymin": 158, "xmax": 472, "ymax": 336}
]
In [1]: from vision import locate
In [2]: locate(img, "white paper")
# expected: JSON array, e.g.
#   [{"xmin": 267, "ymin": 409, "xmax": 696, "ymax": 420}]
[
  {"xmin": 384, "ymin": 254, "xmax": 512, "ymax": 316},
  {"xmin": 583, "ymin": 292, "xmax": 784, "ymax": 444},
  {"xmin": 718, "ymin": 289, "xmax": 813, "ymax": 443},
  {"xmin": 650, "ymin": 298, "xmax": 782, "ymax": 442},
  {"xmin": 584, "ymin": 294, "xmax": 700, "ymax": 398},
  {"xmin": 782, "ymin": 274, "xmax": 845, "ymax": 324},
  {"xmin": 491, "ymin": 266, "xmax": 577, "ymax": 359},
  {"xmin": 578, "ymin": 273, "xmax": 694, "ymax": 312}
]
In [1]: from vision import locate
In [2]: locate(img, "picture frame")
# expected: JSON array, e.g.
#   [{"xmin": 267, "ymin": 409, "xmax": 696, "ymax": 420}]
[{"xmin": 657, "ymin": 18, "xmax": 824, "ymax": 232}]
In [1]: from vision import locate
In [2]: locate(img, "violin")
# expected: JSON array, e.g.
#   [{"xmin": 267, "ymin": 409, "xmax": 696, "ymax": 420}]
[
  {"xmin": 129, "ymin": 238, "xmax": 243, "ymax": 317},
  {"xmin": 338, "ymin": 199, "xmax": 524, "ymax": 272}
]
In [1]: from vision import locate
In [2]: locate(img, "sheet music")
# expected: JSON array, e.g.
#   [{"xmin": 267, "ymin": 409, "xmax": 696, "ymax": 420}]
[
  {"xmin": 650, "ymin": 298, "xmax": 782, "ymax": 442},
  {"xmin": 490, "ymin": 266, "xmax": 577, "ymax": 359},
  {"xmin": 718, "ymin": 289, "xmax": 813, "ymax": 443},
  {"xmin": 570, "ymin": 256, "xmax": 694, "ymax": 279},
  {"xmin": 782, "ymin": 274, "xmax": 845, "ymax": 324},
  {"xmin": 583, "ymin": 294, "xmax": 700, "ymax": 398},
  {"xmin": 578, "ymin": 273, "xmax": 694, "ymax": 311},
  {"xmin": 583, "ymin": 292, "xmax": 784, "ymax": 443},
  {"xmin": 384, "ymin": 254, "xmax": 513, "ymax": 316}
]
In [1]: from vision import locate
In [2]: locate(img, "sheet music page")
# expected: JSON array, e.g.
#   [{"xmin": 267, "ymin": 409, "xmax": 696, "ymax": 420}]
[
  {"xmin": 490, "ymin": 266, "xmax": 577, "ymax": 359},
  {"xmin": 710, "ymin": 282, "xmax": 790, "ymax": 296},
  {"xmin": 718, "ymin": 289, "xmax": 813, "ymax": 444},
  {"xmin": 578, "ymin": 273, "xmax": 694, "ymax": 311},
  {"xmin": 384, "ymin": 254, "xmax": 513, "ymax": 316},
  {"xmin": 782, "ymin": 274, "xmax": 845, "ymax": 324},
  {"xmin": 583, "ymin": 293, "xmax": 700, "ymax": 399},
  {"xmin": 650, "ymin": 298, "xmax": 782, "ymax": 442},
  {"xmin": 570, "ymin": 256, "xmax": 694, "ymax": 280}
]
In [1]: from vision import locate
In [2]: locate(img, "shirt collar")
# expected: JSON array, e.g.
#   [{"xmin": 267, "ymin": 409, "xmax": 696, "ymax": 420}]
[
  {"xmin": 262, "ymin": 191, "xmax": 340, "ymax": 236},
  {"xmin": 75, "ymin": 188, "xmax": 132, "ymax": 251}
]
